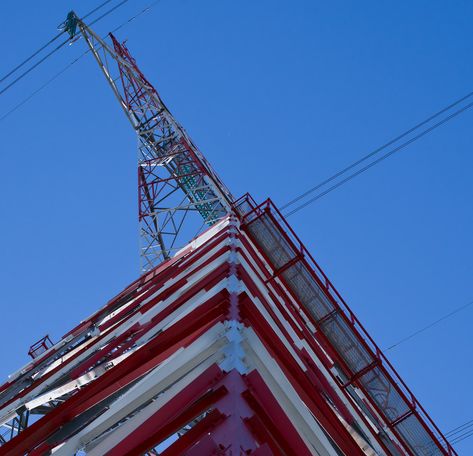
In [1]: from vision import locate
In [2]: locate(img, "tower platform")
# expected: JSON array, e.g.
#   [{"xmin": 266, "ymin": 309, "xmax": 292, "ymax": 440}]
[{"xmin": 0, "ymin": 196, "xmax": 454, "ymax": 455}]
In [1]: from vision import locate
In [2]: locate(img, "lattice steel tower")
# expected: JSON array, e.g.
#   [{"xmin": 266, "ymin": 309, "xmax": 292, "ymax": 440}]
[{"xmin": 0, "ymin": 12, "xmax": 457, "ymax": 456}]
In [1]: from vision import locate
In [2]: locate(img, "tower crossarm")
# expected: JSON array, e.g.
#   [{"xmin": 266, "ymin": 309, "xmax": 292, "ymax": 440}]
[{"xmin": 73, "ymin": 15, "xmax": 234, "ymax": 270}]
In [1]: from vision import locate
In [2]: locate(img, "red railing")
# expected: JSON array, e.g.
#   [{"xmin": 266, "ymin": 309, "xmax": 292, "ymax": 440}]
[
  {"xmin": 234, "ymin": 193, "xmax": 455, "ymax": 456},
  {"xmin": 28, "ymin": 335, "xmax": 53, "ymax": 360}
]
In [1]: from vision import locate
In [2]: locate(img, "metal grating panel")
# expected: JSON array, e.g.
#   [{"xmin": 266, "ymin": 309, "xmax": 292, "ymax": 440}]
[
  {"xmin": 282, "ymin": 262, "xmax": 335, "ymax": 321},
  {"xmin": 238, "ymin": 198, "xmax": 455, "ymax": 456},
  {"xmin": 395, "ymin": 414, "xmax": 445, "ymax": 456},
  {"xmin": 247, "ymin": 215, "xmax": 295, "ymax": 269},
  {"xmin": 320, "ymin": 312, "xmax": 374, "ymax": 374},
  {"xmin": 359, "ymin": 367, "xmax": 410, "ymax": 422}
]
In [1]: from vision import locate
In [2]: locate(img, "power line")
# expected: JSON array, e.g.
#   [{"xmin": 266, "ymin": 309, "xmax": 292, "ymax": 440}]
[
  {"xmin": 283, "ymin": 97, "xmax": 473, "ymax": 217},
  {"xmin": 0, "ymin": 38, "xmax": 71, "ymax": 96},
  {"xmin": 0, "ymin": 33, "xmax": 64, "ymax": 84},
  {"xmin": 431, "ymin": 419, "xmax": 473, "ymax": 449},
  {"xmin": 82, "ymin": 0, "xmax": 117, "ymax": 22},
  {"xmin": 451, "ymin": 428, "xmax": 473, "ymax": 446},
  {"xmin": 0, "ymin": 0, "xmax": 115, "ymax": 84},
  {"xmin": 445, "ymin": 419, "xmax": 473, "ymax": 446},
  {"xmin": 423, "ymin": 418, "xmax": 473, "ymax": 452},
  {"xmin": 281, "ymin": 90, "xmax": 473, "ymax": 211},
  {"xmin": 446, "ymin": 419, "xmax": 473, "ymax": 438},
  {"xmin": 109, "ymin": 0, "xmax": 161, "ymax": 34},
  {"xmin": 378, "ymin": 296, "xmax": 473, "ymax": 454},
  {"xmin": 0, "ymin": 50, "xmax": 90, "ymax": 122},
  {"xmin": 384, "ymin": 299, "xmax": 473, "ymax": 352},
  {"xmin": 0, "ymin": 0, "xmax": 162, "ymax": 123},
  {"xmin": 87, "ymin": 0, "xmax": 132, "ymax": 28},
  {"xmin": 0, "ymin": 0, "xmax": 132, "ymax": 97}
]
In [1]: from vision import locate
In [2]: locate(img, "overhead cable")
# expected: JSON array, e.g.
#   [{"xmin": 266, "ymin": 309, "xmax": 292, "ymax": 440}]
[
  {"xmin": 0, "ymin": 0, "xmax": 162, "ymax": 122},
  {"xmin": 283, "ymin": 97, "xmax": 473, "ymax": 217},
  {"xmin": 86, "ymin": 0, "xmax": 132, "ymax": 28},
  {"xmin": 446, "ymin": 419, "xmax": 473, "ymax": 439},
  {"xmin": 109, "ymin": 0, "xmax": 161, "ymax": 34},
  {"xmin": 281, "ymin": 88, "xmax": 473, "ymax": 211},
  {"xmin": 0, "ymin": 0, "xmax": 115, "ymax": 84},
  {"xmin": 0, "ymin": 50, "xmax": 90, "ymax": 122},
  {"xmin": 451, "ymin": 428, "xmax": 473, "ymax": 445},
  {"xmin": 0, "ymin": 33, "xmax": 64, "ymax": 84},
  {"xmin": 0, "ymin": 39, "xmax": 71, "ymax": 96},
  {"xmin": 384, "ymin": 299, "xmax": 473, "ymax": 352},
  {"xmin": 0, "ymin": 0, "xmax": 131, "ymax": 97}
]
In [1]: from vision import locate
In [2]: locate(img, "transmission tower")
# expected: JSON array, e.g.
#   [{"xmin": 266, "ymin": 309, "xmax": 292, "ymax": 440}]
[
  {"xmin": 0, "ymin": 11, "xmax": 457, "ymax": 456},
  {"xmin": 71, "ymin": 13, "xmax": 233, "ymax": 271}
]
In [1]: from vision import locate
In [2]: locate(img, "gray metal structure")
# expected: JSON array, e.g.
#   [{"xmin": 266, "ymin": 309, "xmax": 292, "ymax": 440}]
[{"xmin": 74, "ymin": 15, "xmax": 233, "ymax": 271}]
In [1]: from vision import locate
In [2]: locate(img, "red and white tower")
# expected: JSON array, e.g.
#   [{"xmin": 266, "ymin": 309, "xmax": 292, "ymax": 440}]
[{"xmin": 0, "ymin": 13, "xmax": 456, "ymax": 456}]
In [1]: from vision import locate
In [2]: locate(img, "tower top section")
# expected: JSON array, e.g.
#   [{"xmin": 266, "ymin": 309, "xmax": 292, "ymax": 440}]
[{"xmin": 64, "ymin": 11, "xmax": 234, "ymax": 271}]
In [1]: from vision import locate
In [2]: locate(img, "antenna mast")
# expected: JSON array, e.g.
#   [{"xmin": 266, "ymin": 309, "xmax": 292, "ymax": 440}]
[{"xmin": 69, "ymin": 14, "xmax": 233, "ymax": 271}]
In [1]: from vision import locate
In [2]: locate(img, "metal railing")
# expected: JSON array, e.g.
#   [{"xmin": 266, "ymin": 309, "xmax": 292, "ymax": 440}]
[{"xmin": 234, "ymin": 194, "xmax": 455, "ymax": 456}]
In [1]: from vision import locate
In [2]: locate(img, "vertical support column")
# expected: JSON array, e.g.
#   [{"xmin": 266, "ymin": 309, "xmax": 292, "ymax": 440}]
[{"xmin": 220, "ymin": 216, "xmax": 246, "ymax": 374}]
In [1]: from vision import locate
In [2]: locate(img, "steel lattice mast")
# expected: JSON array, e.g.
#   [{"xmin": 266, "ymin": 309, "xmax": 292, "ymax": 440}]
[
  {"xmin": 71, "ymin": 15, "xmax": 233, "ymax": 271},
  {"xmin": 0, "ymin": 12, "xmax": 459, "ymax": 456}
]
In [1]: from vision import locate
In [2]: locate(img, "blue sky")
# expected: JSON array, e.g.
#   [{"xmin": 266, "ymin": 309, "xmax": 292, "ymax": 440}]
[{"xmin": 1, "ymin": 0, "xmax": 472, "ymax": 452}]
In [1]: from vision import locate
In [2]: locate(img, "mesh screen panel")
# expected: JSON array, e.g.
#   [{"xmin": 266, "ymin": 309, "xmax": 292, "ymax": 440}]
[
  {"xmin": 379, "ymin": 432, "xmax": 406, "ymax": 456},
  {"xmin": 248, "ymin": 213, "xmax": 374, "ymax": 375},
  {"xmin": 359, "ymin": 367, "xmax": 410, "ymax": 422},
  {"xmin": 247, "ymin": 215, "xmax": 295, "ymax": 269},
  {"xmin": 282, "ymin": 262, "xmax": 335, "ymax": 321},
  {"xmin": 243, "ymin": 207, "xmax": 451, "ymax": 456},
  {"xmin": 395, "ymin": 414, "xmax": 444, "ymax": 456},
  {"xmin": 234, "ymin": 198, "xmax": 258, "ymax": 222},
  {"xmin": 320, "ymin": 312, "xmax": 374, "ymax": 374}
]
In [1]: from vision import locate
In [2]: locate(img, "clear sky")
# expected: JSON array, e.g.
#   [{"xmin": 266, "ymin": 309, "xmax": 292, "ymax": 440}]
[{"xmin": 1, "ymin": 0, "xmax": 472, "ymax": 453}]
